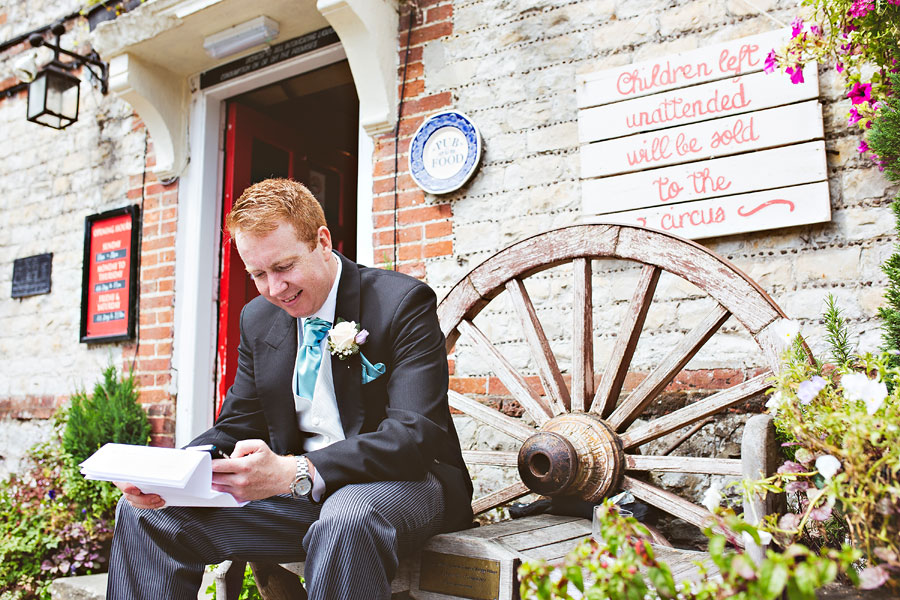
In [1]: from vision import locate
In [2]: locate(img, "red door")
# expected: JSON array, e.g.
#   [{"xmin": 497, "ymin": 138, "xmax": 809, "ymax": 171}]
[
  {"xmin": 217, "ymin": 96, "xmax": 358, "ymax": 417},
  {"xmin": 216, "ymin": 102, "xmax": 308, "ymax": 417}
]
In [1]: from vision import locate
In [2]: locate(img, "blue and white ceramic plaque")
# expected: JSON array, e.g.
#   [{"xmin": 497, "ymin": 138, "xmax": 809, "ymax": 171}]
[{"xmin": 408, "ymin": 110, "xmax": 482, "ymax": 194}]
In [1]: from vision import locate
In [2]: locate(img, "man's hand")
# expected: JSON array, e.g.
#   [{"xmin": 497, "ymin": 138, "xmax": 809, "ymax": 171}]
[
  {"xmin": 115, "ymin": 481, "xmax": 165, "ymax": 510},
  {"xmin": 210, "ymin": 439, "xmax": 296, "ymax": 503}
]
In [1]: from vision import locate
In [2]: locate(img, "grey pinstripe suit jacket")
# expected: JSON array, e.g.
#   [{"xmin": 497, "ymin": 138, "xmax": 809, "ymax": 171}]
[{"xmin": 191, "ymin": 252, "xmax": 475, "ymax": 533}]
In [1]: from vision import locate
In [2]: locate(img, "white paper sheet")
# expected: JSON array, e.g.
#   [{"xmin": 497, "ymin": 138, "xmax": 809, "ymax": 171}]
[{"xmin": 80, "ymin": 443, "xmax": 247, "ymax": 507}]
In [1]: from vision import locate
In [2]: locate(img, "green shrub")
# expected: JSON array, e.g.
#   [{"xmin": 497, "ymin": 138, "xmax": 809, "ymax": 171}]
[
  {"xmin": 0, "ymin": 364, "xmax": 150, "ymax": 599},
  {"xmin": 62, "ymin": 364, "xmax": 150, "ymax": 465}
]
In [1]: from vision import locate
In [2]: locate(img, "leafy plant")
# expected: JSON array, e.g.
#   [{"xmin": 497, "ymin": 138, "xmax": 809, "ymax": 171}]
[
  {"xmin": 762, "ymin": 329, "xmax": 900, "ymax": 588},
  {"xmin": 206, "ymin": 564, "xmax": 265, "ymax": 600},
  {"xmin": 867, "ymin": 73, "xmax": 900, "ymax": 179},
  {"xmin": 518, "ymin": 501, "xmax": 855, "ymax": 600},
  {"xmin": 0, "ymin": 364, "xmax": 149, "ymax": 599},
  {"xmin": 62, "ymin": 364, "xmax": 150, "ymax": 465},
  {"xmin": 767, "ymin": 0, "xmax": 900, "ymax": 162}
]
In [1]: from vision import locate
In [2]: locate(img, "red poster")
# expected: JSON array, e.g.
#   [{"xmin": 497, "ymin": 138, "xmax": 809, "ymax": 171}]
[{"xmin": 80, "ymin": 206, "xmax": 140, "ymax": 343}]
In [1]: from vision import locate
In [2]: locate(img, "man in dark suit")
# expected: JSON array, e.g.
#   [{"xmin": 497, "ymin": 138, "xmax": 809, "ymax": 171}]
[{"xmin": 107, "ymin": 178, "xmax": 473, "ymax": 600}]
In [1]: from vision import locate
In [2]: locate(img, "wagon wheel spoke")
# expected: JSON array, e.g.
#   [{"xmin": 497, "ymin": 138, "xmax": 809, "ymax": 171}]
[
  {"xmin": 625, "ymin": 455, "xmax": 743, "ymax": 476},
  {"xmin": 571, "ymin": 258, "xmax": 594, "ymax": 413},
  {"xmin": 607, "ymin": 304, "xmax": 731, "ymax": 431},
  {"xmin": 621, "ymin": 476, "xmax": 714, "ymax": 531},
  {"xmin": 506, "ymin": 279, "xmax": 570, "ymax": 415},
  {"xmin": 448, "ymin": 391, "xmax": 535, "ymax": 442},
  {"xmin": 457, "ymin": 319, "xmax": 553, "ymax": 425},
  {"xmin": 591, "ymin": 264, "xmax": 661, "ymax": 418},
  {"xmin": 462, "ymin": 450, "xmax": 518, "ymax": 467},
  {"xmin": 619, "ymin": 373, "xmax": 772, "ymax": 449},
  {"xmin": 472, "ymin": 481, "xmax": 531, "ymax": 515}
]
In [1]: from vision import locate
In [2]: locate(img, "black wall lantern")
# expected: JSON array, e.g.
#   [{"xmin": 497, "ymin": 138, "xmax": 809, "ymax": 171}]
[{"xmin": 24, "ymin": 23, "xmax": 109, "ymax": 130}]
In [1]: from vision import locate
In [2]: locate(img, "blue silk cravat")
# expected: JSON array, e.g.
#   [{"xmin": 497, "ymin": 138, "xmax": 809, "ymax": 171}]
[{"xmin": 294, "ymin": 317, "xmax": 332, "ymax": 401}]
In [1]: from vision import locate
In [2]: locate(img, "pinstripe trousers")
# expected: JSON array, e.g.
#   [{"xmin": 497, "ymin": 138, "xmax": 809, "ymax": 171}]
[{"xmin": 106, "ymin": 473, "xmax": 445, "ymax": 600}]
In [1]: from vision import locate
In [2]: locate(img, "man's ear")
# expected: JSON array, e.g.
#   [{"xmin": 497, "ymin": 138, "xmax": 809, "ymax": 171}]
[{"xmin": 317, "ymin": 226, "xmax": 333, "ymax": 253}]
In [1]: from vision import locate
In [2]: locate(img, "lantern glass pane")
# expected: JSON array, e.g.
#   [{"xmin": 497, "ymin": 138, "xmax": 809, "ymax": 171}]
[
  {"xmin": 46, "ymin": 72, "xmax": 79, "ymax": 121},
  {"xmin": 27, "ymin": 72, "xmax": 47, "ymax": 120}
]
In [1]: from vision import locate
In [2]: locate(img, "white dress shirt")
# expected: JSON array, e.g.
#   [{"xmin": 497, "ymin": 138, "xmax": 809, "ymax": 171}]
[{"xmin": 292, "ymin": 252, "xmax": 344, "ymax": 498}]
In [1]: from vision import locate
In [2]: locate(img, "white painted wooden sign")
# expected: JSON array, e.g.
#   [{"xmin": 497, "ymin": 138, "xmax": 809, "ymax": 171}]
[
  {"xmin": 579, "ymin": 66, "xmax": 818, "ymax": 142},
  {"xmin": 587, "ymin": 182, "xmax": 831, "ymax": 240},
  {"xmin": 581, "ymin": 101, "xmax": 824, "ymax": 178},
  {"xmin": 583, "ymin": 141, "xmax": 827, "ymax": 213},
  {"xmin": 578, "ymin": 29, "xmax": 789, "ymax": 107},
  {"xmin": 578, "ymin": 29, "xmax": 830, "ymax": 240}
]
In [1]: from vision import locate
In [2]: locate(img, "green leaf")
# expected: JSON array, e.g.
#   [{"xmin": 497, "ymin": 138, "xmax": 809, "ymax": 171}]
[
  {"xmin": 766, "ymin": 563, "xmax": 789, "ymax": 599},
  {"xmin": 566, "ymin": 565, "xmax": 584, "ymax": 592},
  {"xmin": 647, "ymin": 565, "xmax": 677, "ymax": 599}
]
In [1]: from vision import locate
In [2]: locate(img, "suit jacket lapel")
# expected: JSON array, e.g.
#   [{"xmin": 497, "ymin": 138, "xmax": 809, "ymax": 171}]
[
  {"xmin": 262, "ymin": 308, "xmax": 304, "ymax": 454},
  {"xmin": 333, "ymin": 253, "xmax": 364, "ymax": 437}
]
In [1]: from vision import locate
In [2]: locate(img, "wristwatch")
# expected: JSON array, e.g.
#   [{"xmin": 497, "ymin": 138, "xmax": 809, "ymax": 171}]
[{"xmin": 290, "ymin": 456, "xmax": 313, "ymax": 500}]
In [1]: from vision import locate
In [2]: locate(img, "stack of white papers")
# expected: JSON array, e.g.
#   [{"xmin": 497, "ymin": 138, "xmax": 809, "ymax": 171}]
[{"xmin": 80, "ymin": 443, "xmax": 247, "ymax": 507}]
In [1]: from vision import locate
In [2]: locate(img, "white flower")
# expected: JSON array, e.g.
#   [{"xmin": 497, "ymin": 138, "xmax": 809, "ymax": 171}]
[
  {"xmin": 328, "ymin": 321, "xmax": 364, "ymax": 359},
  {"xmin": 741, "ymin": 529, "xmax": 773, "ymax": 548},
  {"xmin": 841, "ymin": 372, "xmax": 888, "ymax": 415},
  {"xmin": 702, "ymin": 481, "xmax": 722, "ymax": 512},
  {"xmin": 770, "ymin": 319, "xmax": 801, "ymax": 352},
  {"xmin": 815, "ymin": 454, "xmax": 841, "ymax": 480},
  {"xmin": 765, "ymin": 391, "xmax": 784, "ymax": 413},
  {"xmin": 330, "ymin": 320, "xmax": 358, "ymax": 347}
]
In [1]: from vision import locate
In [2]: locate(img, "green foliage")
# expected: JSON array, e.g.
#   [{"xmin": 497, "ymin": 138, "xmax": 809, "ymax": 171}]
[
  {"xmin": 206, "ymin": 564, "xmax": 265, "ymax": 600},
  {"xmin": 878, "ymin": 202, "xmax": 900, "ymax": 369},
  {"xmin": 822, "ymin": 294, "xmax": 853, "ymax": 369},
  {"xmin": 518, "ymin": 501, "xmax": 855, "ymax": 600},
  {"xmin": 765, "ymin": 339, "xmax": 900, "ymax": 587},
  {"xmin": 1, "ymin": 364, "xmax": 149, "ymax": 599},
  {"xmin": 867, "ymin": 73, "xmax": 900, "ymax": 181},
  {"xmin": 62, "ymin": 364, "xmax": 150, "ymax": 465},
  {"xmin": 770, "ymin": 0, "xmax": 900, "ymax": 162}
]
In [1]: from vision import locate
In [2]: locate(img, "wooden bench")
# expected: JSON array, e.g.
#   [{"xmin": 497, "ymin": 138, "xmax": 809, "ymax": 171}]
[{"xmin": 217, "ymin": 224, "xmax": 789, "ymax": 599}]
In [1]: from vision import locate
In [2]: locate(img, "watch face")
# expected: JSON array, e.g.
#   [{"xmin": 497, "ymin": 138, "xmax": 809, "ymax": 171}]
[{"xmin": 296, "ymin": 477, "xmax": 313, "ymax": 496}]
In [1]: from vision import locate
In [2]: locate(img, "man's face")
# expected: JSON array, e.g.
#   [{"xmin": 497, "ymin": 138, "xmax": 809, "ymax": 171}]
[{"xmin": 235, "ymin": 220, "xmax": 338, "ymax": 318}]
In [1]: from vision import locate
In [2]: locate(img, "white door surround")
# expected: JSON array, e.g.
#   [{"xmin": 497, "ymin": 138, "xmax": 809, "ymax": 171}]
[{"xmin": 89, "ymin": 0, "xmax": 394, "ymax": 444}]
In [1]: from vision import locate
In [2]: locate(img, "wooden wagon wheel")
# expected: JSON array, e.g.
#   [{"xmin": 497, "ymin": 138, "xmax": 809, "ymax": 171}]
[{"xmin": 437, "ymin": 224, "xmax": 792, "ymax": 533}]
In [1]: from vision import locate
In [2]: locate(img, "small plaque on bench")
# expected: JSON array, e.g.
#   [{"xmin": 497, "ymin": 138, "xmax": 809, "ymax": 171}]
[{"xmin": 418, "ymin": 551, "xmax": 501, "ymax": 600}]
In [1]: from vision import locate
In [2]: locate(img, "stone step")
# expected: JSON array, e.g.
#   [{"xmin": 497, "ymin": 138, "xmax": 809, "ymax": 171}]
[{"xmin": 49, "ymin": 568, "xmax": 218, "ymax": 600}]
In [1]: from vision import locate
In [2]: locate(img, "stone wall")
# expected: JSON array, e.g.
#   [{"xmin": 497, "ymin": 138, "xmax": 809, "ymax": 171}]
[
  {"xmin": 0, "ymin": 5, "xmax": 179, "ymax": 478},
  {"xmin": 392, "ymin": 0, "xmax": 897, "ymax": 508}
]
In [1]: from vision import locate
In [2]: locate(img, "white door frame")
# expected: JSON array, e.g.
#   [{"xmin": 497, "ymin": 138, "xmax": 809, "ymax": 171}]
[{"xmin": 172, "ymin": 43, "xmax": 374, "ymax": 445}]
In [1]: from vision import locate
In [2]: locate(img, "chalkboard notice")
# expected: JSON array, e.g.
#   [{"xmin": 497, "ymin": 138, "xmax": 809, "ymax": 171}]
[
  {"xmin": 80, "ymin": 205, "xmax": 140, "ymax": 343},
  {"xmin": 12, "ymin": 253, "xmax": 53, "ymax": 298}
]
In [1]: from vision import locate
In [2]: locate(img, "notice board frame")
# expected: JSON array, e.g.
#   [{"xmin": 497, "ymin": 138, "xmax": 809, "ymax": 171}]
[{"xmin": 80, "ymin": 205, "xmax": 141, "ymax": 343}]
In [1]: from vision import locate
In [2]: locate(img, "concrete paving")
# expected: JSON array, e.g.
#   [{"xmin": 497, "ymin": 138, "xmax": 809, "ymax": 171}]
[{"xmin": 49, "ymin": 569, "xmax": 217, "ymax": 600}]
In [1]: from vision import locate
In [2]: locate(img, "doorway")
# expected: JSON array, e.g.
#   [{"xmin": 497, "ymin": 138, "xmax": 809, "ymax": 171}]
[{"xmin": 215, "ymin": 60, "xmax": 359, "ymax": 416}]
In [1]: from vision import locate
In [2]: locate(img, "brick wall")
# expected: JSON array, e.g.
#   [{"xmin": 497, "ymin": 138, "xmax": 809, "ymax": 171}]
[
  {"xmin": 371, "ymin": 1, "xmax": 456, "ymax": 278},
  {"xmin": 119, "ymin": 129, "xmax": 179, "ymax": 447},
  {"xmin": 0, "ymin": 8, "xmax": 178, "ymax": 473}
]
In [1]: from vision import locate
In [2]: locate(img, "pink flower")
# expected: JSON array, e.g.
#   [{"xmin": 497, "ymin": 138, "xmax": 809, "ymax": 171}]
[
  {"xmin": 791, "ymin": 17, "xmax": 804, "ymax": 38},
  {"xmin": 848, "ymin": 107, "xmax": 861, "ymax": 124},
  {"xmin": 848, "ymin": 81, "xmax": 872, "ymax": 104},
  {"xmin": 858, "ymin": 140, "xmax": 869, "ymax": 154},
  {"xmin": 764, "ymin": 49, "xmax": 777, "ymax": 74},
  {"xmin": 809, "ymin": 24, "xmax": 821, "ymax": 36},
  {"xmin": 848, "ymin": 0, "xmax": 874, "ymax": 17},
  {"xmin": 786, "ymin": 65, "xmax": 805, "ymax": 84},
  {"xmin": 835, "ymin": 61, "xmax": 844, "ymax": 73}
]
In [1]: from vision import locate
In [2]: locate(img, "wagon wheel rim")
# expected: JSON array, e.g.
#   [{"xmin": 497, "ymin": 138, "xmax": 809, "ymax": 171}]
[{"xmin": 438, "ymin": 224, "xmax": 793, "ymax": 530}]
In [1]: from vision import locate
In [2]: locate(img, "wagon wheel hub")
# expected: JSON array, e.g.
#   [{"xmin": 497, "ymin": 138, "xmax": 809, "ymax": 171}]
[{"xmin": 517, "ymin": 413, "xmax": 624, "ymax": 502}]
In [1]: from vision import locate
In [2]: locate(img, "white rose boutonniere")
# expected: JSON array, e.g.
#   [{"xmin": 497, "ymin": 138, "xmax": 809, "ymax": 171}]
[{"xmin": 327, "ymin": 320, "xmax": 369, "ymax": 360}]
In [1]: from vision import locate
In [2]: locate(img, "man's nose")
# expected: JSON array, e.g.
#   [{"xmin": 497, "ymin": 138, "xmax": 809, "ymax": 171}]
[{"xmin": 269, "ymin": 272, "xmax": 288, "ymax": 295}]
